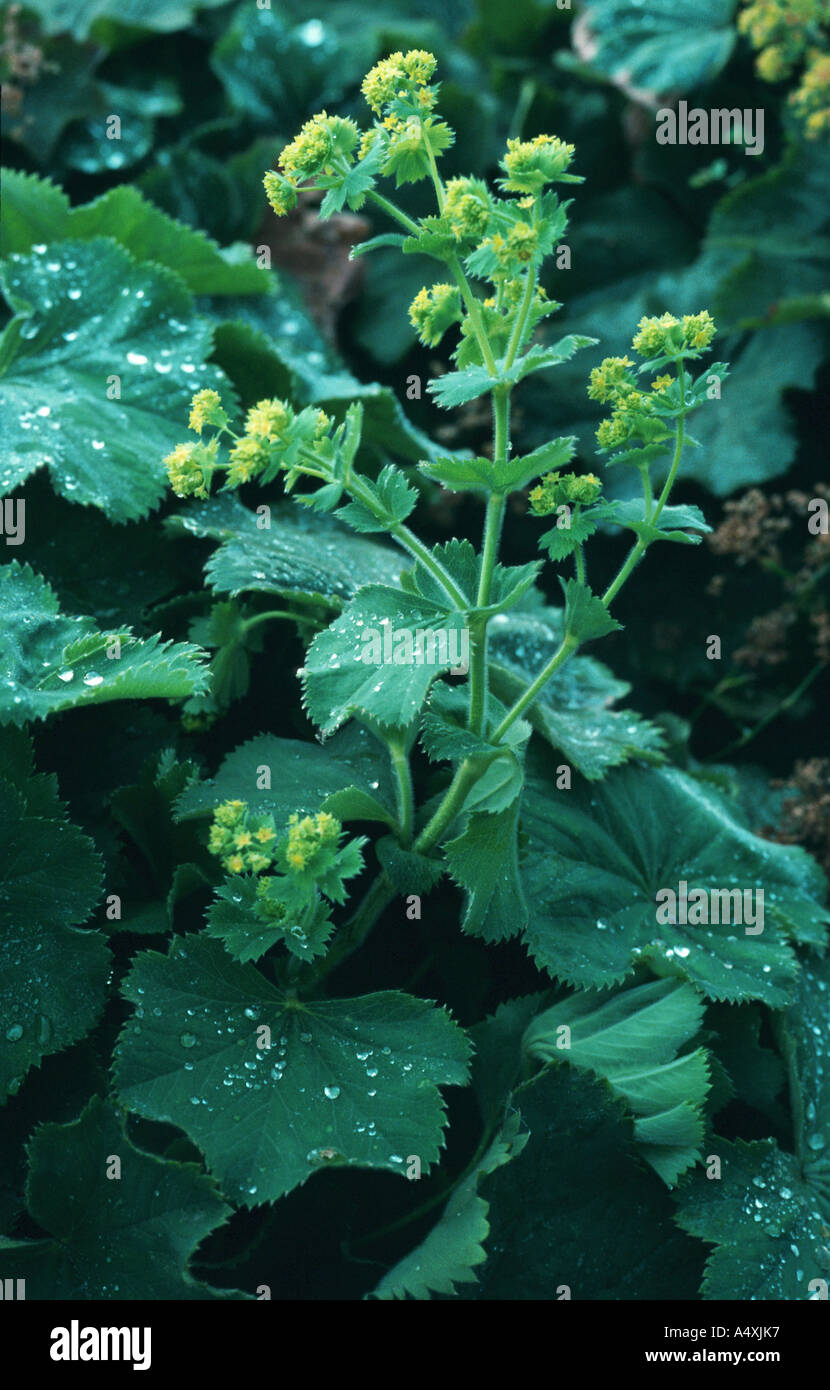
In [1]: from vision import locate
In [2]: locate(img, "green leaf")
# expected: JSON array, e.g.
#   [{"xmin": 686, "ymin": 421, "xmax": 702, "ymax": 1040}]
[
  {"xmin": 677, "ymin": 955, "xmax": 830, "ymax": 1297},
  {"xmin": 538, "ymin": 508, "xmax": 599, "ymax": 562},
  {"xmin": 488, "ymin": 608, "xmax": 665, "ymax": 779},
  {"xmin": 0, "ymin": 741, "xmax": 108, "ymax": 1104},
  {"xmin": 560, "ymin": 577, "xmax": 622, "ymax": 643},
  {"xmin": 63, "ymin": 185, "xmax": 271, "ymax": 294},
  {"xmin": 205, "ymin": 877, "xmax": 335, "ymax": 965},
  {"xmin": 474, "ymin": 1065, "xmax": 702, "ymax": 1298},
  {"xmin": 114, "ymin": 935, "xmax": 471, "ymax": 1204},
  {"xmin": 350, "ymin": 234, "xmax": 407, "ymax": 260},
  {"xmin": 302, "ymin": 586, "xmax": 471, "ymax": 735},
  {"xmin": 370, "ymin": 1115, "xmax": 526, "ymax": 1300},
  {"xmin": 706, "ymin": 1002, "xmax": 786, "ymax": 1121},
  {"xmin": 495, "ymin": 437, "xmax": 578, "ymax": 494},
  {"xmin": 521, "ymin": 757, "xmax": 827, "ymax": 1004},
  {"xmin": 606, "ymin": 499, "xmax": 712, "ymax": 546},
  {"xmin": 0, "ymin": 171, "xmax": 70, "ymax": 258},
  {"xmin": 168, "ymin": 495, "xmax": 405, "ymax": 605},
  {"xmin": 445, "ymin": 798, "xmax": 527, "ymax": 943},
  {"xmin": 426, "ymin": 363, "xmax": 495, "ymax": 410},
  {"xmin": 24, "ymin": 0, "xmax": 231, "ymax": 38},
  {"xmin": 420, "ymin": 683, "xmax": 530, "ymax": 765},
  {"xmin": 510, "ymin": 335, "xmax": 598, "ymax": 382},
  {"xmin": 523, "ymin": 978, "xmax": 710, "ymax": 1185},
  {"xmin": 418, "ymin": 455, "xmax": 497, "ymax": 495},
  {"xmin": 0, "ymin": 238, "xmax": 228, "ymax": 520},
  {"xmin": 0, "ymin": 563, "xmax": 209, "ymax": 724},
  {"xmin": 336, "ymin": 465, "xmax": 418, "ymax": 533},
  {"xmin": 0, "ymin": 1097, "xmax": 243, "ymax": 1299},
  {"xmin": 211, "ymin": 320, "xmax": 294, "ymax": 405},
  {"xmin": 579, "ymin": 0, "xmax": 736, "ymax": 94},
  {"xmin": 174, "ymin": 725, "xmax": 396, "ymax": 829},
  {"xmin": 675, "ymin": 1139, "xmax": 829, "ymax": 1299}
]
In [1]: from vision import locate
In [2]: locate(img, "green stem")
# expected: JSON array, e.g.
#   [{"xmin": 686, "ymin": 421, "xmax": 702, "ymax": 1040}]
[
  {"xmin": 413, "ymin": 759, "xmax": 483, "ymax": 854},
  {"xmin": 602, "ymin": 537, "xmax": 647, "ymax": 608},
  {"xmin": 392, "ymin": 522, "xmax": 469, "ymax": 608},
  {"xmin": 468, "ymin": 488, "xmax": 507, "ymax": 733},
  {"xmin": 388, "ymin": 737, "xmax": 414, "ymax": 846},
  {"xmin": 650, "ymin": 363, "xmax": 687, "ymax": 526},
  {"xmin": 366, "ymin": 188, "xmax": 420, "ymax": 236},
  {"xmin": 488, "ymin": 633, "xmax": 580, "ymax": 744},
  {"xmin": 243, "ymin": 609, "xmax": 321, "ymax": 632},
  {"xmin": 504, "ymin": 266, "xmax": 538, "ymax": 369},
  {"xmin": 448, "ymin": 253, "xmax": 499, "ymax": 376},
  {"xmin": 711, "ymin": 661, "xmax": 824, "ymax": 761},
  {"xmin": 602, "ymin": 370, "xmax": 688, "ymax": 607}
]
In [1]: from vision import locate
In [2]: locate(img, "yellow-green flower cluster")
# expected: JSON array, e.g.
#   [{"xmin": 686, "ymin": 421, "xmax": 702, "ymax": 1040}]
[
  {"xmin": 443, "ymin": 177, "xmax": 491, "ymax": 242},
  {"xmin": 189, "ymin": 388, "xmax": 228, "ymax": 434},
  {"xmin": 738, "ymin": 0, "xmax": 830, "ymax": 137},
  {"xmin": 408, "ymin": 282, "xmax": 462, "ymax": 346},
  {"xmin": 529, "ymin": 471, "xmax": 602, "ymax": 515},
  {"xmin": 631, "ymin": 311, "xmax": 715, "ymax": 357},
  {"xmin": 164, "ymin": 438, "xmax": 218, "ymax": 499},
  {"xmin": 285, "ymin": 811, "xmax": 341, "ymax": 871},
  {"xmin": 361, "ymin": 49, "xmax": 437, "ymax": 114},
  {"xmin": 209, "ymin": 800, "xmax": 277, "ymax": 875},
  {"xmin": 791, "ymin": 48, "xmax": 830, "ymax": 136},
  {"xmin": 263, "ymin": 113, "xmax": 359, "ymax": 215},
  {"xmin": 263, "ymin": 170, "xmax": 298, "ymax": 217},
  {"xmin": 500, "ymin": 134, "xmax": 576, "ymax": 193},
  {"xmin": 587, "ymin": 356, "xmax": 636, "ymax": 404}
]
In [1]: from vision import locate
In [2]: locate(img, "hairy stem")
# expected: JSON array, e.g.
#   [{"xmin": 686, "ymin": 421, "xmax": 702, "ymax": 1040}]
[
  {"xmin": 489, "ymin": 632, "xmax": 580, "ymax": 744},
  {"xmin": 388, "ymin": 737, "xmax": 414, "ymax": 846}
]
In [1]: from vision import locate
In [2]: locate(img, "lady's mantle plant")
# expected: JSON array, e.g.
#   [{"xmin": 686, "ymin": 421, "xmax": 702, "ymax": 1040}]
[{"xmin": 0, "ymin": 50, "xmax": 827, "ymax": 1302}]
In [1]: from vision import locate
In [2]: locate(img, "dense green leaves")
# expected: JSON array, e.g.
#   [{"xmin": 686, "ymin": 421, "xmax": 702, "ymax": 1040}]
[
  {"xmin": 0, "ymin": 563, "xmax": 209, "ymax": 723},
  {"xmin": 0, "ymin": 239, "xmax": 227, "ymax": 520},
  {"xmin": 523, "ymin": 978, "xmax": 710, "ymax": 1185},
  {"xmin": 0, "ymin": 732, "xmax": 108, "ymax": 1103},
  {"xmin": 114, "ymin": 935, "xmax": 471, "ymax": 1204},
  {"xmin": 474, "ymin": 1065, "xmax": 702, "ymax": 1299},
  {"xmin": 0, "ymin": 1097, "xmax": 241, "ymax": 1299}
]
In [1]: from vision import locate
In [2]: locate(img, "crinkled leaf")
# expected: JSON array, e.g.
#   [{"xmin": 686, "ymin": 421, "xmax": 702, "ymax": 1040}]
[
  {"xmin": 336, "ymin": 465, "xmax": 418, "ymax": 534},
  {"xmin": 0, "ymin": 238, "xmax": 227, "ymax": 520},
  {"xmin": 445, "ymin": 798, "xmax": 527, "ymax": 944},
  {"xmin": 0, "ymin": 1097, "xmax": 242, "ymax": 1299},
  {"xmin": 302, "ymin": 586, "xmax": 470, "ymax": 736},
  {"xmin": 174, "ymin": 725, "xmax": 396, "ymax": 829},
  {"xmin": 579, "ymin": 0, "xmax": 737, "ymax": 95},
  {"xmin": 523, "ymin": 979, "xmax": 710, "ymax": 1185},
  {"xmin": 0, "ymin": 563, "xmax": 209, "ymax": 724},
  {"xmin": 168, "ymin": 495, "xmax": 404, "ymax": 605},
  {"xmin": 560, "ymin": 577, "xmax": 622, "ymax": 643},
  {"xmin": 114, "ymin": 935, "xmax": 471, "ymax": 1204},
  {"xmin": 205, "ymin": 877, "xmax": 335, "ymax": 964},
  {"xmin": 521, "ymin": 758, "xmax": 827, "ymax": 1004},
  {"xmin": 0, "ymin": 756, "xmax": 108, "ymax": 1104}
]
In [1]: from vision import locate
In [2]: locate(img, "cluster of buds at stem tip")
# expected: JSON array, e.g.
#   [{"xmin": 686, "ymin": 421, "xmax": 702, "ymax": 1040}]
[
  {"xmin": 738, "ymin": 0, "xmax": 830, "ymax": 137},
  {"xmin": 529, "ymin": 472, "xmax": 603, "ymax": 515},
  {"xmin": 588, "ymin": 311, "xmax": 717, "ymax": 452},
  {"xmin": 163, "ymin": 389, "xmax": 332, "ymax": 498}
]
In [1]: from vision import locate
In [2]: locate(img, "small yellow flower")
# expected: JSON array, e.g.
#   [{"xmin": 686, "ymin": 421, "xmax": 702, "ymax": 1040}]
[
  {"xmin": 263, "ymin": 170, "xmax": 298, "ymax": 217},
  {"xmin": 227, "ymin": 854, "xmax": 245, "ymax": 875},
  {"xmin": 188, "ymin": 388, "xmax": 227, "ymax": 434}
]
